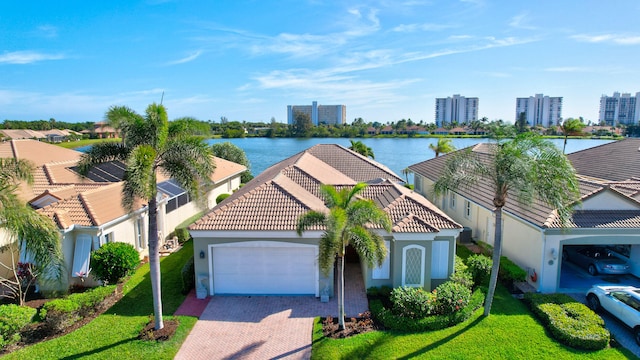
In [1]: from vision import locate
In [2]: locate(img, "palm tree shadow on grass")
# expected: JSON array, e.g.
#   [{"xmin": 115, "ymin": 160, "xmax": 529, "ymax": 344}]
[{"xmin": 105, "ymin": 241, "xmax": 193, "ymax": 317}]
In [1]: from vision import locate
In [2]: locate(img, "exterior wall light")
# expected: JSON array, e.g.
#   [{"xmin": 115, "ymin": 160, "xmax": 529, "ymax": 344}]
[{"xmin": 200, "ymin": 250, "xmax": 205, "ymax": 259}]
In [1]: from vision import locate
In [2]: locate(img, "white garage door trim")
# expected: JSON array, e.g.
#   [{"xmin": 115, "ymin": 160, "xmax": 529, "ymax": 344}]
[{"xmin": 208, "ymin": 241, "xmax": 320, "ymax": 297}]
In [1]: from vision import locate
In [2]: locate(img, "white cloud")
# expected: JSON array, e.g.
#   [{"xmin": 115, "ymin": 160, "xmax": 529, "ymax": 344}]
[
  {"xmin": 571, "ymin": 34, "xmax": 640, "ymax": 45},
  {"xmin": 509, "ymin": 13, "xmax": 536, "ymax": 30},
  {"xmin": 392, "ymin": 23, "xmax": 455, "ymax": 33},
  {"xmin": 544, "ymin": 66, "xmax": 593, "ymax": 73},
  {"xmin": 166, "ymin": 50, "xmax": 202, "ymax": 65},
  {"xmin": 36, "ymin": 25, "xmax": 59, "ymax": 38},
  {"xmin": 0, "ymin": 51, "xmax": 65, "ymax": 64}
]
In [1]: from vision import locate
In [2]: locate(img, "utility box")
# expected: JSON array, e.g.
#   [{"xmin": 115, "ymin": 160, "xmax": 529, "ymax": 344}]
[{"xmin": 459, "ymin": 227, "xmax": 472, "ymax": 243}]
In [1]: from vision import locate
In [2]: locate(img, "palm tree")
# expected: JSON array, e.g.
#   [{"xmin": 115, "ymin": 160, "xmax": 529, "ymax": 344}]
[
  {"xmin": 297, "ymin": 183, "xmax": 391, "ymax": 330},
  {"xmin": 429, "ymin": 138, "xmax": 455, "ymax": 157},
  {"xmin": 0, "ymin": 158, "xmax": 64, "ymax": 305},
  {"xmin": 348, "ymin": 140, "xmax": 374, "ymax": 159},
  {"xmin": 561, "ymin": 118, "xmax": 586, "ymax": 154},
  {"xmin": 433, "ymin": 133, "xmax": 580, "ymax": 316},
  {"xmin": 78, "ymin": 103, "xmax": 215, "ymax": 330},
  {"xmin": 105, "ymin": 105, "xmax": 141, "ymax": 144}
]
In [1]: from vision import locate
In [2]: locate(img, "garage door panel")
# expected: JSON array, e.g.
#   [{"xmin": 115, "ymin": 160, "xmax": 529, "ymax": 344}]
[{"xmin": 213, "ymin": 245, "xmax": 316, "ymax": 295}]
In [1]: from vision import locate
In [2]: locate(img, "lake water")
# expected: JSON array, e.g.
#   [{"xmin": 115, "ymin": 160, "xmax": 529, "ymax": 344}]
[
  {"xmin": 206, "ymin": 137, "xmax": 614, "ymax": 180},
  {"xmin": 77, "ymin": 137, "xmax": 614, "ymax": 181}
]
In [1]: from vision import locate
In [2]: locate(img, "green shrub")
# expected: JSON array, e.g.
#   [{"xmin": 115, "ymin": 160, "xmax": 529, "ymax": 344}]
[
  {"xmin": 524, "ymin": 293, "xmax": 609, "ymax": 350},
  {"xmin": 498, "ymin": 256, "xmax": 527, "ymax": 287},
  {"xmin": 450, "ymin": 256, "xmax": 473, "ymax": 289},
  {"xmin": 216, "ymin": 193, "xmax": 231, "ymax": 204},
  {"xmin": 174, "ymin": 227, "xmax": 190, "ymax": 244},
  {"xmin": 434, "ymin": 281, "xmax": 472, "ymax": 315},
  {"xmin": 67, "ymin": 285, "xmax": 116, "ymax": 317},
  {"xmin": 467, "ymin": 254, "xmax": 492, "ymax": 287},
  {"xmin": 91, "ymin": 242, "xmax": 140, "ymax": 285},
  {"xmin": 42, "ymin": 299, "xmax": 81, "ymax": 332},
  {"xmin": 0, "ymin": 304, "xmax": 36, "ymax": 349},
  {"xmin": 181, "ymin": 256, "xmax": 195, "ymax": 294},
  {"xmin": 456, "ymin": 244, "xmax": 474, "ymax": 260},
  {"xmin": 371, "ymin": 288, "xmax": 484, "ymax": 332},
  {"xmin": 390, "ymin": 287, "xmax": 436, "ymax": 319}
]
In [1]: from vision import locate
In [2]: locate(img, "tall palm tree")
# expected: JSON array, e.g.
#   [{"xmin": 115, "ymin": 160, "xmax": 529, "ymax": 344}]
[
  {"xmin": 348, "ymin": 140, "xmax": 375, "ymax": 159},
  {"xmin": 561, "ymin": 118, "xmax": 586, "ymax": 154},
  {"xmin": 0, "ymin": 158, "xmax": 64, "ymax": 305},
  {"xmin": 429, "ymin": 138, "xmax": 456, "ymax": 157},
  {"xmin": 78, "ymin": 103, "xmax": 215, "ymax": 330},
  {"xmin": 297, "ymin": 183, "xmax": 391, "ymax": 330},
  {"xmin": 434, "ymin": 133, "xmax": 580, "ymax": 316}
]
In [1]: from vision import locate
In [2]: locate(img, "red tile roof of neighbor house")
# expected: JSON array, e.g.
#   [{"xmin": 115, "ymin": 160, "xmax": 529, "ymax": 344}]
[
  {"xmin": 190, "ymin": 144, "xmax": 460, "ymax": 233},
  {"xmin": 408, "ymin": 140, "xmax": 640, "ymax": 229}
]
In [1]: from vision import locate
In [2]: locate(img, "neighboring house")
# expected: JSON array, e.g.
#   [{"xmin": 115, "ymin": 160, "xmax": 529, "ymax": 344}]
[
  {"xmin": 81, "ymin": 122, "xmax": 119, "ymax": 139},
  {"xmin": 189, "ymin": 144, "xmax": 462, "ymax": 299},
  {"xmin": 409, "ymin": 138, "xmax": 640, "ymax": 293},
  {"xmin": 0, "ymin": 139, "xmax": 246, "ymax": 290},
  {"xmin": 432, "ymin": 127, "xmax": 449, "ymax": 135},
  {"xmin": 0, "ymin": 129, "xmax": 79, "ymax": 142}
]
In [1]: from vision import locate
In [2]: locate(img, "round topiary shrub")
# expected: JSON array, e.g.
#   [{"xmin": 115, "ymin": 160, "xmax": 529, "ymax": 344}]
[
  {"xmin": 466, "ymin": 254, "xmax": 492, "ymax": 287},
  {"xmin": 91, "ymin": 242, "xmax": 140, "ymax": 285},
  {"xmin": 434, "ymin": 281, "xmax": 472, "ymax": 315},
  {"xmin": 216, "ymin": 193, "xmax": 231, "ymax": 204},
  {"xmin": 390, "ymin": 286, "xmax": 436, "ymax": 319}
]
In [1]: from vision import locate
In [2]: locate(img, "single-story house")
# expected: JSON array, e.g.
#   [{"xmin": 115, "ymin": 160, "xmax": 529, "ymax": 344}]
[
  {"xmin": 409, "ymin": 138, "xmax": 640, "ymax": 293},
  {"xmin": 0, "ymin": 139, "xmax": 246, "ymax": 290},
  {"xmin": 189, "ymin": 144, "xmax": 462, "ymax": 298}
]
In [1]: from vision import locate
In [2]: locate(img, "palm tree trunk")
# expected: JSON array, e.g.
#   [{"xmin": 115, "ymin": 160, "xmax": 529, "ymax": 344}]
[
  {"xmin": 337, "ymin": 255, "xmax": 345, "ymax": 330},
  {"xmin": 148, "ymin": 196, "xmax": 164, "ymax": 330},
  {"xmin": 483, "ymin": 207, "xmax": 503, "ymax": 317}
]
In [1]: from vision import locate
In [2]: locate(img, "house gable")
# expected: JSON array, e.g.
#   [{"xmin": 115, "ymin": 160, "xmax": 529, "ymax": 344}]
[{"xmin": 580, "ymin": 188, "xmax": 640, "ymax": 211}]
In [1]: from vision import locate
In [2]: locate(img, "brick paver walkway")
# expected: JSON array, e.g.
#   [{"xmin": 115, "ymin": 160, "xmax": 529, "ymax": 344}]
[{"xmin": 175, "ymin": 262, "xmax": 368, "ymax": 360}]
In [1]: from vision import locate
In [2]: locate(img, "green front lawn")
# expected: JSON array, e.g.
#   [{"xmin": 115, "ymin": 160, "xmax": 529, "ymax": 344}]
[
  {"xmin": 56, "ymin": 138, "xmax": 121, "ymax": 149},
  {"xmin": 312, "ymin": 286, "xmax": 635, "ymax": 359},
  {"xmin": 5, "ymin": 241, "xmax": 197, "ymax": 360}
]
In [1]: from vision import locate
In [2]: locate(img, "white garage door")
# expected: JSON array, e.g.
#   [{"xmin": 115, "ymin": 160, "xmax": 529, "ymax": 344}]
[{"xmin": 212, "ymin": 242, "xmax": 317, "ymax": 295}]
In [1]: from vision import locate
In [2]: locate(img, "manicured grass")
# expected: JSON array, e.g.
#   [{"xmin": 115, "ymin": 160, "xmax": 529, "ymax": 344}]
[
  {"xmin": 56, "ymin": 138, "xmax": 121, "ymax": 149},
  {"xmin": 311, "ymin": 286, "xmax": 635, "ymax": 359},
  {"xmin": 5, "ymin": 241, "xmax": 197, "ymax": 360}
]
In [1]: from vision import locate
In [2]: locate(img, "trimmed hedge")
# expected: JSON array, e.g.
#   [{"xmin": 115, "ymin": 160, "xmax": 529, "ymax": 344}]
[
  {"xmin": 216, "ymin": 193, "xmax": 231, "ymax": 204},
  {"xmin": 524, "ymin": 293, "xmax": 609, "ymax": 350},
  {"xmin": 450, "ymin": 256, "xmax": 473, "ymax": 289},
  {"xmin": 174, "ymin": 227, "xmax": 191, "ymax": 244},
  {"xmin": 467, "ymin": 254, "xmax": 492, "ymax": 287},
  {"xmin": 498, "ymin": 256, "xmax": 527, "ymax": 287},
  {"xmin": 0, "ymin": 304, "xmax": 36, "ymax": 349},
  {"xmin": 42, "ymin": 285, "xmax": 116, "ymax": 332},
  {"xmin": 434, "ymin": 281, "xmax": 472, "ymax": 315},
  {"xmin": 371, "ymin": 288, "xmax": 485, "ymax": 332},
  {"xmin": 181, "ymin": 256, "xmax": 195, "ymax": 294}
]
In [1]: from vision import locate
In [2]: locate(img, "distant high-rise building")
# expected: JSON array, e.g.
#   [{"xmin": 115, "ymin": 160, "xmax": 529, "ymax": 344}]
[
  {"xmin": 599, "ymin": 92, "xmax": 640, "ymax": 126},
  {"xmin": 515, "ymin": 94, "xmax": 563, "ymax": 128},
  {"xmin": 434, "ymin": 94, "xmax": 478, "ymax": 127},
  {"xmin": 287, "ymin": 101, "xmax": 346, "ymax": 126}
]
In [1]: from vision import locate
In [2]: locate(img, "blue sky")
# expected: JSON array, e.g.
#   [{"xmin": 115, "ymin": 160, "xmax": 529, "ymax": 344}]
[{"xmin": 1, "ymin": 0, "xmax": 639, "ymax": 124}]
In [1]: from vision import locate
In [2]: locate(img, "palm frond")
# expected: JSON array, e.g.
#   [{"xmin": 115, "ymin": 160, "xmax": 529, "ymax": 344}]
[
  {"xmin": 296, "ymin": 211, "xmax": 326, "ymax": 235},
  {"xmin": 159, "ymin": 137, "xmax": 215, "ymax": 204},
  {"xmin": 76, "ymin": 142, "xmax": 130, "ymax": 176},
  {"xmin": 122, "ymin": 145, "xmax": 157, "ymax": 210}
]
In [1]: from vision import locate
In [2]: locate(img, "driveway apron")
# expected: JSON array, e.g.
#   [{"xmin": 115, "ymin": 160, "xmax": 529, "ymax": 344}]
[{"xmin": 175, "ymin": 263, "xmax": 368, "ymax": 360}]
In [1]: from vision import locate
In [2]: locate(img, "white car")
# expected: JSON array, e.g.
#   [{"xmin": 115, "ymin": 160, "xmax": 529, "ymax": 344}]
[{"xmin": 586, "ymin": 284, "xmax": 640, "ymax": 345}]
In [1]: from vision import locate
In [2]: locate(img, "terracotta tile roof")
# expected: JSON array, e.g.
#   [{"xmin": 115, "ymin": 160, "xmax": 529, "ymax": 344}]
[
  {"xmin": 546, "ymin": 210, "xmax": 640, "ymax": 228},
  {"xmin": 0, "ymin": 139, "xmax": 82, "ymax": 166},
  {"xmin": 211, "ymin": 157, "xmax": 247, "ymax": 183},
  {"xmin": 191, "ymin": 144, "xmax": 459, "ymax": 233},
  {"xmin": 408, "ymin": 142, "xmax": 640, "ymax": 229},
  {"xmin": 0, "ymin": 129, "xmax": 46, "ymax": 139},
  {"xmin": 567, "ymin": 138, "xmax": 640, "ymax": 182},
  {"xmin": 38, "ymin": 182, "xmax": 144, "ymax": 229}
]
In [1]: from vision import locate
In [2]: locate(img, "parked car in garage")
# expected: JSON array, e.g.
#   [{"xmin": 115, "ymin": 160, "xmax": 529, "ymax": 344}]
[
  {"xmin": 587, "ymin": 284, "xmax": 640, "ymax": 345},
  {"xmin": 563, "ymin": 246, "xmax": 630, "ymax": 275}
]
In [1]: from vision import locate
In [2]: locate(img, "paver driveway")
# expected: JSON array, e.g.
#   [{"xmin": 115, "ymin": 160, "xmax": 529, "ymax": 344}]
[{"xmin": 175, "ymin": 263, "xmax": 368, "ymax": 360}]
